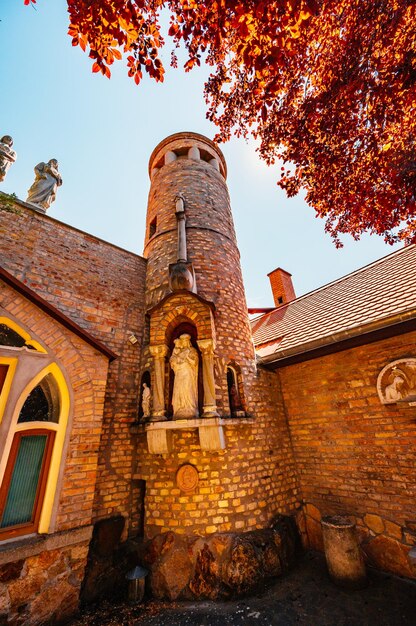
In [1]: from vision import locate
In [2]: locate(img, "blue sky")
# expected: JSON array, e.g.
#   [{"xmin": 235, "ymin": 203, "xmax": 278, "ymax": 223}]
[{"xmin": 0, "ymin": 1, "xmax": 399, "ymax": 306}]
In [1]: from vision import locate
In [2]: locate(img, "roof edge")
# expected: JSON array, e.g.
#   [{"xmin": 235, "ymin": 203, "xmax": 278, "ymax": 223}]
[
  {"xmin": 0, "ymin": 192, "xmax": 146, "ymax": 262},
  {"xmin": 253, "ymin": 244, "xmax": 413, "ymax": 326},
  {"xmin": 258, "ymin": 309, "xmax": 416, "ymax": 369}
]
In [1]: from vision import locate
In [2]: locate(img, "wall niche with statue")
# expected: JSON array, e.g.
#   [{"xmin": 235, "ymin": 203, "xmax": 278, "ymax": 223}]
[{"xmin": 377, "ymin": 358, "xmax": 416, "ymax": 405}]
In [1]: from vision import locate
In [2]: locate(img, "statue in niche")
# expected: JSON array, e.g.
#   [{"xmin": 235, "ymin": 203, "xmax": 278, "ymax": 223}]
[
  {"xmin": 229, "ymin": 384, "xmax": 241, "ymax": 412},
  {"xmin": 26, "ymin": 159, "xmax": 62, "ymax": 210},
  {"xmin": 141, "ymin": 382, "xmax": 151, "ymax": 419},
  {"xmin": 0, "ymin": 135, "xmax": 17, "ymax": 183},
  {"xmin": 170, "ymin": 334, "xmax": 199, "ymax": 419}
]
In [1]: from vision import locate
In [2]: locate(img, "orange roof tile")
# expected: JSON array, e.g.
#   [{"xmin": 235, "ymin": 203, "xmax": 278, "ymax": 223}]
[{"xmin": 251, "ymin": 245, "xmax": 416, "ymax": 362}]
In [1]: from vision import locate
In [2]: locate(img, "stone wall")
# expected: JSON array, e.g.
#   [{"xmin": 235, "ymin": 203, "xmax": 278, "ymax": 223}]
[
  {"xmin": 278, "ymin": 331, "xmax": 416, "ymax": 578},
  {"xmin": 0, "ymin": 528, "xmax": 91, "ymax": 626},
  {"xmin": 144, "ymin": 515, "xmax": 299, "ymax": 600}
]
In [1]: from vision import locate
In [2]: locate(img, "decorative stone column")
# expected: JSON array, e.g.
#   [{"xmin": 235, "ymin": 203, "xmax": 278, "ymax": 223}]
[
  {"xmin": 149, "ymin": 344, "xmax": 169, "ymax": 422},
  {"xmin": 197, "ymin": 339, "xmax": 219, "ymax": 417}
]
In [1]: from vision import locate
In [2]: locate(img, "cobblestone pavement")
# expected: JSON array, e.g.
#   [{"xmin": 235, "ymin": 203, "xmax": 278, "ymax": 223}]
[{"xmin": 70, "ymin": 552, "xmax": 416, "ymax": 626}]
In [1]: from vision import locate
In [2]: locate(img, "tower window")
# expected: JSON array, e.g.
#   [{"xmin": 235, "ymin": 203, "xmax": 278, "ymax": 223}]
[{"xmin": 149, "ymin": 217, "xmax": 157, "ymax": 239}]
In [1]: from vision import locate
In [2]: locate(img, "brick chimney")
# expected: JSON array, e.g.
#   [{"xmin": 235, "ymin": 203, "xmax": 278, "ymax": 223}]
[{"xmin": 267, "ymin": 268, "xmax": 296, "ymax": 307}]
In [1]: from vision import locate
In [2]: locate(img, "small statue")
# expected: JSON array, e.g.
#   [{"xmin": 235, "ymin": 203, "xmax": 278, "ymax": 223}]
[
  {"xmin": 170, "ymin": 334, "xmax": 199, "ymax": 419},
  {"xmin": 229, "ymin": 383, "xmax": 242, "ymax": 413},
  {"xmin": 0, "ymin": 135, "xmax": 17, "ymax": 183},
  {"xmin": 26, "ymin": 159, "xmax": 62, "ymax": 210},
  {"xmin": 141, "ymin": 382, "xmax": 151, "ymax": 419},
  {"xmin": 385, "ymin": 375, "xmax": 405, "ymax": 402}
]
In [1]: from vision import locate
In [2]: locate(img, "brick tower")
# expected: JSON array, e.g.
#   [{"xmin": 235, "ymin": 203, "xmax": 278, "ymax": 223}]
[
  {"xmin": 135, "ymin": 132, "xmax": 298, "ymax": 550},
  {"xmin": 142, "ymin": 132, "xmax": 255, "ymax": 420}
]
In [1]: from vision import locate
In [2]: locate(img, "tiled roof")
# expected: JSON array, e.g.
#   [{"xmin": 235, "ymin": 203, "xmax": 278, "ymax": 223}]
[{"xmin": 251, "ymin": 245, "xmax": 416, "ymax": 361}]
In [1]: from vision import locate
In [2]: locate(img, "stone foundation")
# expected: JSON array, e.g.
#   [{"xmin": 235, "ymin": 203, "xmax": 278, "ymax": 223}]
[
  {"xmin": 144, "ymin": 515, "xmax": 299, "ymax": 600},
  {"xmin": 0, "ymin": 527, "xmax": 91, "ymax": 626}
]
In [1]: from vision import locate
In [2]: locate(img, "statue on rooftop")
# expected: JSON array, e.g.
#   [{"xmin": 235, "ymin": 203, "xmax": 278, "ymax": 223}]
[
  {"xmin": 0, "ymin": 135, "xmax": 17, "ymax": 183},
  {"xmin": 170, "ymin": 334, "xmax": 199, "ymax": 419},
  {"xmin": 26, "ymin": 159, "xmax": 62, "ymax": 210}
]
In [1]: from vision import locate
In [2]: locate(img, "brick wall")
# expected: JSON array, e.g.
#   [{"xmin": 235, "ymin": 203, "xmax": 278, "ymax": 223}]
[
  {"xmin": 0, "ymin": 281, "xmax": 109, "ymax": 531},
  {"xmin": 278, "ymin": 331, "xmax": 416, "ymax": 578},
  {"xmin": 136, "ymin": 367, "xmax": 300, "ymax": 538},
  {"xmin": 136, "ymin": 135, "xmax": 300, "ymax": 537},
  {"xmin": 0, "ymin": 201, "xmax": 147, "ymax": 530},
  {"xmin": 144, "ymin": 141, "xmax": 255, "ymax": 414}
]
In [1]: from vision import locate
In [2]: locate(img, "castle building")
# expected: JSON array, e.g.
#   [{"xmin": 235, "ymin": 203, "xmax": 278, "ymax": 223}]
[{"xmin": 0, "ymin": 133, "xmax": 415, "ymax": 624}]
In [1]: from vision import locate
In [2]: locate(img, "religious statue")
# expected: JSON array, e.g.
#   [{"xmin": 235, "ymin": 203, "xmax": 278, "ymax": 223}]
[
  {"xmin": 0, "ymin": 135, "xmax": 17, "ymax": 183},
  {"xmin": 170, "ymin": 334, "xmax": 199, "ymax": 419},
  {"xmin": 26, "ymin": 159, "xmax": 62, "ymax": 210},
  {"xmin": 385, "ymin": 375, "xmax": 405, "ymax": 402},
  {"xmin": 141, "ymin": 382, "xmax": 151, "ymax": 419}
]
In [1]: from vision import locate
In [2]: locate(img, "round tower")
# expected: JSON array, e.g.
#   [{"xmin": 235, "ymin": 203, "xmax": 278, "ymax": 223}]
[
  {"xmin": 143, "ymin": 132, "xmax": 255, "ymax": 417},
  {"xmin": 135, "ymin": 133, "xmax": 299, "ymax": 590}
]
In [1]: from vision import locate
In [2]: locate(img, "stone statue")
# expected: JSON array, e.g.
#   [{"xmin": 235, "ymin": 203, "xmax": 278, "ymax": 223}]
[
  {"xmin": 385, "ymin": 375, "xmax": 405, "ymax": 402},
  {"xmin": 0, "ymin": 136, "xmax": 17, "ymax": 183},
  {"xmin": 170, "ymin": 334, "xmax": 199, "ymax": 419},
  {"xmin": 26, "ymin": 159, "xmax": 62, "ymax": 210},
  {"xmin": 229, "ymin": 384, "xmax": 241, "ymax": 412},
  {"xmin": 141, "ymin": 382, "xmax": 151, "ymax": 419}
]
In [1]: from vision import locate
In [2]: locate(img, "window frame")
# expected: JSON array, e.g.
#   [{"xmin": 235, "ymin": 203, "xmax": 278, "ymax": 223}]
[
  {"xmin": 0, "ymin": 357, "xmax": 17, "ymax": 424},
  {"xmin": 0, "ymin": 317, "xmax": 46, "ymax": 353},
  {"xmin": 0, "ymin": 345, "xmax": 70, "ymax": 538},
  {"xmin": 0, "ymin": 428, "xmax": 56, "ymax": 540}
]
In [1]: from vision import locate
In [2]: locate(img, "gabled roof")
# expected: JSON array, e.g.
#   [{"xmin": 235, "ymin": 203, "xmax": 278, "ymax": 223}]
[
  {"xmin": 251, "ymin": 245, "xmax": 416, "ymax": 367},
  {"xmin": 0, "ymin": 266, "xmax": 117, "ymax": 361}
]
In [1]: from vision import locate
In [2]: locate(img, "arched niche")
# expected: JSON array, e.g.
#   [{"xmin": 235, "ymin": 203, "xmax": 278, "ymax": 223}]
[{"xmin": 226, "ymin": 363, "xmax": 246, "ymax": 417}]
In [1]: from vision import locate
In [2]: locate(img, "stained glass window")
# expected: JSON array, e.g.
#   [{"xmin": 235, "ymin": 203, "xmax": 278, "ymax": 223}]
[{"xmin": 0, "ymin": 324, "xmax": 25, "ymax": 348}]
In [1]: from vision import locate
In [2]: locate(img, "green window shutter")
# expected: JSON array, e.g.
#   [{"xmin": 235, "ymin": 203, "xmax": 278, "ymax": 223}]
[{"xmin": 1, "ymin": 434, "xmax": 47, "ymax": 528}]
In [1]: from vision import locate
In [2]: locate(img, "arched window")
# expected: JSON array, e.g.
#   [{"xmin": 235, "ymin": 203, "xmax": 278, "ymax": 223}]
[
  {"xmin": 0, "ymin": 323, "xmax": 26, "ymax": 348},
  {"xmin": 0, "ymin": 356, "xmax": 17, "ymax": 424},
  {"xmin": 0, "ymin": 317, "xmax": 46, "ymax": 353},
  {"xmin": 0, "ymin": 363, "xmax": 69, "ymax": 540}
]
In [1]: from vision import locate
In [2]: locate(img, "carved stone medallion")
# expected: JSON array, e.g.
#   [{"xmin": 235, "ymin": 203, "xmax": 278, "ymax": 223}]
[
  {"xmin": 176, "ymin": 464, "xmax": 199, "ymax": 493},
  {"xmin": 377, "ymin": 358, "xmax": 416, "ymax": 404}
]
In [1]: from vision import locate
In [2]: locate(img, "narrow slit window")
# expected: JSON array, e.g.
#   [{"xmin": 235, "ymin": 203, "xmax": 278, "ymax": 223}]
[{"xmin": 149, "ymin": 217, "xmax": 157, "ymax": 239}]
